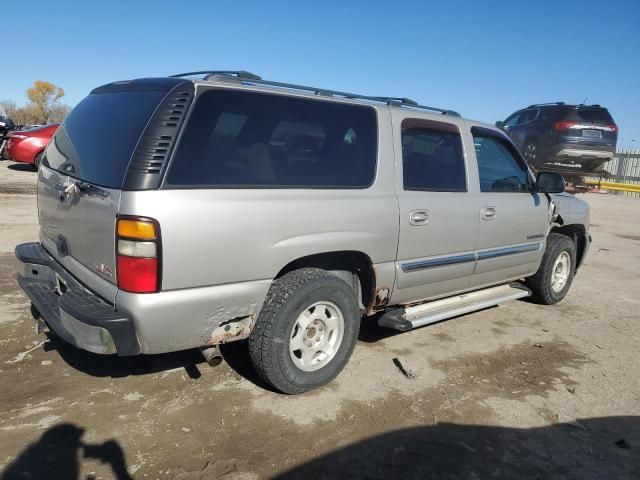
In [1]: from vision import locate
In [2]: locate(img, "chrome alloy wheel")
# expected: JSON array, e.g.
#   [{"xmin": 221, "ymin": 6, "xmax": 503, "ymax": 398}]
[
  {"xmin": 289, "ymin": 301, "xmax": 345, "ymax": 372},
  {"xmin": 551, "ymin": 251, "xmax": 571, "ymax": 293}
]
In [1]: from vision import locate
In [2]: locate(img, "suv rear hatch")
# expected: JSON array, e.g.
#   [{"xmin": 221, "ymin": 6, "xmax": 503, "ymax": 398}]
[
  {"xmin": 38, "ymin": 78, "xmax": 191, "ymax": 302},
  {"xmin": 554, "ymin": 106, "xmax": 617, "ymax": 149}
]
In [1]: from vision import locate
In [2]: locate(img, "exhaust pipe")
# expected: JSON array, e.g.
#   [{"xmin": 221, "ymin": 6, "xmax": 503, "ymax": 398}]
[{"xmin": 200, "ymin": 345, "xmax": 223, "ymax": 367}]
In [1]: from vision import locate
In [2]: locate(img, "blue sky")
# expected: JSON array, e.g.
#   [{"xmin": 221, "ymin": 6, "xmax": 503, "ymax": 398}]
[{"xmin": 2, "ymin": 0, "xmax": 639, "ymax": 146}]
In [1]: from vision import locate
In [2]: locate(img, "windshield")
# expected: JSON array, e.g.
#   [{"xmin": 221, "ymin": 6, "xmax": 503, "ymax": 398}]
[{"xmin": 44, "ymin": 90, "xmax": 165, "ymax": 188}]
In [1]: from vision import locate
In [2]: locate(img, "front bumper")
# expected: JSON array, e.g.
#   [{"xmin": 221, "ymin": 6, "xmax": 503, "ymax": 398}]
[{"xmin": 15, "ymin": 242, "xmax": 140, "ymax": 355}]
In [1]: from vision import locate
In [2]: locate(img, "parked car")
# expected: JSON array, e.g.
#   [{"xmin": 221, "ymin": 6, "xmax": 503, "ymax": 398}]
[
  {"xmin": 496, "ymin": 103, "xmax": 617, "ymax": 181},
  {"xmin": 16, "ymin": 72, "xmax": 590, "ymax": 394},
  {"xmin": 4, "ymin": 123, "xmax": 59, "ymax": 168},
  {"xmin": 0, "ymin": 115, "xmax": 16, "ymax": 159}
]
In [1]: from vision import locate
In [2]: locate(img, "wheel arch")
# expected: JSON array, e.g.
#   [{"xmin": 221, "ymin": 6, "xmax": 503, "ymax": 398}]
[
  {"xmin": 550, "ymin": 223, "xmax": 588, "ymax": 270},
  {"xmin": 275, "ymin": 250, "xmax": 377, "ymax": 314}
]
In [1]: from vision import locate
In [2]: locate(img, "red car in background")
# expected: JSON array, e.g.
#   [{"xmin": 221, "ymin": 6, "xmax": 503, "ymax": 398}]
[{"xmin": 5, "ymin": 124, "xmax": 59, "ymax": 169}]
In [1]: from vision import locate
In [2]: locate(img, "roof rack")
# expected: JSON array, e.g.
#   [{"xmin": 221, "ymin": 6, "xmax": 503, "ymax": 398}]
[
  {"xmin": 170, "ymin": 70, "xmax": 263, "ymax": 81},
  {"xmin": 526, "ymin": 102, "xmax": 566, "ymax": 108},
  {"xmin": 170, "ymin": 70, "xmax": 460, "ymax": 116}
]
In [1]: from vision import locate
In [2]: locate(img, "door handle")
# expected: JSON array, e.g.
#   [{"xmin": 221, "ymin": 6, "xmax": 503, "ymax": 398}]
[
  {"xmin": 481, "ymin": 206, "xmax": 497, "ymax": 220},
  {"xmin": 409, "ymin": 209, "xmax": 430, "ymax": 226}
]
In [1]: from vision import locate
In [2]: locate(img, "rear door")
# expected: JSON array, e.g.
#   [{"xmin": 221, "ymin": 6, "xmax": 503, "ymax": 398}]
[
  {"xmin": 469, "ymin": 127, "xmax": 550, "ymax": 288},
  {"xmin": 391, "ymin": 115, "xmax": 479, "ymax": 304},
  {"xmin": 38, "ymin": 87, "xmax": 170, "ymax": 302}
]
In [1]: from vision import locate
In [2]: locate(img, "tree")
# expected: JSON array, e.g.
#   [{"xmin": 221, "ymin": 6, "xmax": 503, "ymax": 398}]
[
  {"xmin": 1, "ymin": 80, "xmax": 71, "ymax": 126},
  {"xmin": 26, "ymin": 80, "xmax": 66, "ymax": 123}
]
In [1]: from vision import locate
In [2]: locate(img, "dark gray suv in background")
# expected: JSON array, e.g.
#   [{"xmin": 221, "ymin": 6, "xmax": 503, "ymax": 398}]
[{"xmin": 496, "ymin": 103, "xmax": 618, "ymax": 181}]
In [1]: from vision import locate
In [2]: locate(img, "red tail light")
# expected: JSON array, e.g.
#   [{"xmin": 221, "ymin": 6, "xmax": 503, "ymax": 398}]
[
  {"xmin": 608, "ymin": 124, "xmax": 618, "ymax": 133},
  {"xmin": 554, "ymin": 121, "xmax": 577, "ymax": 131},
  {"xmin": 117, "ymin": 256, "xmax": 158, "ymax": 293},
  {"xmin": 116, "ymin": 216, "xmax": 161, "ymax": 293}
]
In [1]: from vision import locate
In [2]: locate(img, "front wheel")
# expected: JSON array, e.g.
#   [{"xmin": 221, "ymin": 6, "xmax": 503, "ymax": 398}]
[
  {"xmin": 523, "ymin": 140, "xmax": 538, "ymax": 168},
  {"xmin": 248, "ymin": 268, "xmax": 360, "ymax": 394},
  {"xmin": 526, "ymin": 233, "xmax": 576, "ymax": 304}
]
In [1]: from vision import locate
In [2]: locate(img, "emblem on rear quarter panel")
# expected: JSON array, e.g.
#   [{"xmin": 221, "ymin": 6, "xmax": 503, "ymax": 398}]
[{"xmin": 94, "ymin": 262, "xmax": 113, "ymax": 278}]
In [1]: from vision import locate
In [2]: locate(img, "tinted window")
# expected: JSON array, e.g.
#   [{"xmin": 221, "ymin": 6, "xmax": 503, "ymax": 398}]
[
  {"xmin": 473, "ymin": 133, "xmax": 529, "ymax": 192},
  {"xmin": 559, "ymin": 107, "xmax": 614, "ymax": 124},
  {"xmin": 167, "ymin": 90, "xmax": 377, "ymax": 188},
  {"xmin": 401, "ymin": 121, "xmax": 466, "ymax": 192},
  {"xmin": 518, "ymin": 109, "xmax": 539, "ymax": 124},
  {"xmin": 504, "ymin": 113, "xmax": 520, "ymax": 128},
  {"xmin": 44, "ymin": 91, "xmax": 165, "ymax": 188}
]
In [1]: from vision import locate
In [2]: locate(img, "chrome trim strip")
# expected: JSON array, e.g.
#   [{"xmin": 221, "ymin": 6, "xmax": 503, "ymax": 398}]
[
  {"xmin": 401, "ymin": 253, "xmax": 476, "ymax": 273},
  {"xmin": 476, "ymin": 242, "xmax": 542, "ymax": 260},
  {"xmin": 401, "ymin": 242, "xmax": 543, "ymax": 273}
]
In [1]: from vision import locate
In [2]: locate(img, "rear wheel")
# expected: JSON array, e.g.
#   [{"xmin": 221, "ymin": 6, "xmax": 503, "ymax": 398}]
[
  {"xmin": 526, "ymin": 233, "xmax": 576, "ymax": 304},
  {"xmin": 248, "ymin": 268, "xmax": 360, "ymax": 394}
]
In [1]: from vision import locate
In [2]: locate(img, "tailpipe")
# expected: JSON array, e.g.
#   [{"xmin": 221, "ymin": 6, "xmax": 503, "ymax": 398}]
[{"xmin": 200, "ymin": 345, "xmax": 223, "ymax": 367}]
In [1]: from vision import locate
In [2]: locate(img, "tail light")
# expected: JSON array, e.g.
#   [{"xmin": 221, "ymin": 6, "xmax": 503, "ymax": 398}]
[
  {"xmin": 116, "ymin": 217, "xmax": 161, "ymax": 293},
  {"xmin": 554, "ymin": 121, "xmax": 577, "ymax": 131},
  {"xmin": 607, "ymin": 124, "xmax": 618, "ymax": 133}
]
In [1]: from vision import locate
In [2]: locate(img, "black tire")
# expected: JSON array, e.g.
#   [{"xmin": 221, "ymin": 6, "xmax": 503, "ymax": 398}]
[
  {"xmin": 248, "ymin": 268, "xmax": 360, "ymax": 394},
  {"xmin": 523, "ymin": 139, "xmax": 539, "ymax": 169},
  {"xmin": 34, "ymin": 152, "xmax": 43, "ymax": 170},
  {"xmin": 526, "ymin": 233, "xmax": 576, "ymax": 305}
]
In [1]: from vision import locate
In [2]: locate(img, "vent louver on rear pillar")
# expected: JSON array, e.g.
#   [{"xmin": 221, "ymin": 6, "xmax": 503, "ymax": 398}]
[{"xmin": 123, "ymin": 82, "xmax": 195, "ymax": 190}]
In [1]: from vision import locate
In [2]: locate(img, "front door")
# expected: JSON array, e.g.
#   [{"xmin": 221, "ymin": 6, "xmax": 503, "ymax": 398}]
[
  {"xmin": 391, "ymin": 117, "xmax": 479, "ymax": 305},
  {"xmin": 469, "ymin": 127, "xmax": 550, "ymax": 289}
]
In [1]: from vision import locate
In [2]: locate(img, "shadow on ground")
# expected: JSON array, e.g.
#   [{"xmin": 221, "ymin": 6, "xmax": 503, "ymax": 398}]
[
  {"xmin": 6, "ymin": 163, "xmax": 36, "ymax": 172},
  {"xmin": 2, "ymin": 417, "xmax": 637, "ymax": 479},
  {"xmin": 1, "ymin": 423, "xmax": 132, "ymax": 480},
  {"xmin": 44, "ymin": 334, "xmax": 205, "ymax": 379},
  {"xmin": 276, "ymin": 416, "xmax": 639, "ymax": 480}
]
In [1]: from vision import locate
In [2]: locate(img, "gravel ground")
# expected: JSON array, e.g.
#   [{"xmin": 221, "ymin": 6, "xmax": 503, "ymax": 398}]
[{"xmin": 0, "ymin": 159, "xmax": 638, "ymax": 479}]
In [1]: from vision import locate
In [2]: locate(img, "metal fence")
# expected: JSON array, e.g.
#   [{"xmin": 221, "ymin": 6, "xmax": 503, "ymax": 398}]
[{"xmin": 588, "ymin": 148, "xmax": 640, "ymax": 198}]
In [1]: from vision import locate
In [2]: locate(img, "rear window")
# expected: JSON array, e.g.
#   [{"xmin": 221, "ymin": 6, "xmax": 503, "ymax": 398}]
[
  {"xmin": 44, "ymin": 91, "xmax": 165, "ymax": 188},
  {"xmin": 559, "ymin": 107, "xmax": 613, "ymax": 124},
  {"xmin": 166, "ymin": 90, "xmax": 377, "ymax": 188}
]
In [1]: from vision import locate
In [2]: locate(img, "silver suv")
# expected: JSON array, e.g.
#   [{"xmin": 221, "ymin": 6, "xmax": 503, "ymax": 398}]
[{"xmin": 16, "ymin": 71, "xmax": 591, "ymax": 394}]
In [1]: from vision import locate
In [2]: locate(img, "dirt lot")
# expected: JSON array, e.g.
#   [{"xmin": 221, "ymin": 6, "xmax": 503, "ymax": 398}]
[{"xmin": 0, "ymin": 160, "xmax": 638, "ymax": 479}]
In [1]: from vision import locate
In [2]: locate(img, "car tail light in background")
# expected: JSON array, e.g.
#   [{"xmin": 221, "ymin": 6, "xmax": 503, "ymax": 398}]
[
  {"xmin": 116, "ymin": 217, "xmax": 161, "ymax": 293},
  {"xmin": 554, "ymin": 121, "xmax": 578, "ymax": 131},
  {"xmin": 607, "ymin": 124, "xmax": 618, "ymax": 133}
]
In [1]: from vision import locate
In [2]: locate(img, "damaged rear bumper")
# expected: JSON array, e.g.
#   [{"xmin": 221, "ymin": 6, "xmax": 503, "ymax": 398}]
[{"xmin": 15, "ymin": 242, "xmax": 140, "ymax": 356}]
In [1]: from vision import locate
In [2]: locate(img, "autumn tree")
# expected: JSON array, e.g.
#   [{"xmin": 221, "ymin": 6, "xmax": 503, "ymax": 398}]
[
  {"xmin": 26, "ymin": 81, "xmax": 66, "ymax": 124},
  {"xmin": 1, "ymin": 80, "xmax": 71, "ymax": 125}
]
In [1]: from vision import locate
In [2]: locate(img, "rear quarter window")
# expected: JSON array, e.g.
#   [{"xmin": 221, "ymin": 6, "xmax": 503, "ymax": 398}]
[
  {"xmin": 44, "ymin": 91, "xmax": 165, "ymax": 188},
  {"xmin": 166, "ymin": 90, "xmax": 378, "ymax": 188}
]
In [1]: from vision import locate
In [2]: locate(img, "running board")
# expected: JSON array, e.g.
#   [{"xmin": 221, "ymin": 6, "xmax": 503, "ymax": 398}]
[{"xmin": 378, "ymin": 283, "xmax": 531, "ymax": 331}]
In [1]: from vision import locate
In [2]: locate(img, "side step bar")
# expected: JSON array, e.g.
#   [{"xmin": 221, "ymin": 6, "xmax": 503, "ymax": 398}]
[{"xmin": 378, "ymin": 283, "xmax": 531, "ymax": 331}]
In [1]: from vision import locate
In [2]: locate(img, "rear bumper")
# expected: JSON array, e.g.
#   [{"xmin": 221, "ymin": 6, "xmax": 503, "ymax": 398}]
[{"xmin": 15, "ymin": 242, "xmax": 140, "ymax": 356}]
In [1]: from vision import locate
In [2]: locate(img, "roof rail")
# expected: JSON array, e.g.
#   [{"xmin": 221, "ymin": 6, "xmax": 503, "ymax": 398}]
[
  {"xmin": 526, "ymin": 102, "xmax": 566, "ymax": 108},
  {"xmin": 170, "ymin": 70, "xmax": 262, "ymax": 81},
  {"xmin": 243, "ymin": 78, "xmax": 460, "ymax": 116},
  {"xmin": 172, "ymin": 71, "xmax": 460, "ymax": 116}
]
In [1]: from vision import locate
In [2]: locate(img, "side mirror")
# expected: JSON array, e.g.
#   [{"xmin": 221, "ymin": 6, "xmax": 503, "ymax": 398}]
[
  {"xmin": 495, "ymin": 121, "xmax": 505, "ymax": 130},
  {"xmin": 535, "ymin": 172, "xmax": 565, "ymax": 193}
]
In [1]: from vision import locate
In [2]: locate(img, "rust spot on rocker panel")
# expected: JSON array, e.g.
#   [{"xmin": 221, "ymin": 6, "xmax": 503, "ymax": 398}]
[{"xmin": 370, "ymin": 286, "xmax": 390, "ymax": 312}]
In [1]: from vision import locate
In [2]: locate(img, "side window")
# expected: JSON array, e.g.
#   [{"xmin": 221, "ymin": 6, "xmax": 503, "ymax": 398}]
[
  {"xmin": 167, "ymin": 90, "xmax": 377, "ymax": 188},
  {"xmin": 518, "ymin": 109, "xmax": 539, "ymax": 124},
  {"xmin": 401, "ymin": 120, "xmax": 466, "ymax": 192},
  {"xmin": 472, "ymin": 131, "xmax": 529, "ymax": 192},
  {"xmin": 504, "ymin": 113, "xmax": 520, "ymax": 128}
]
